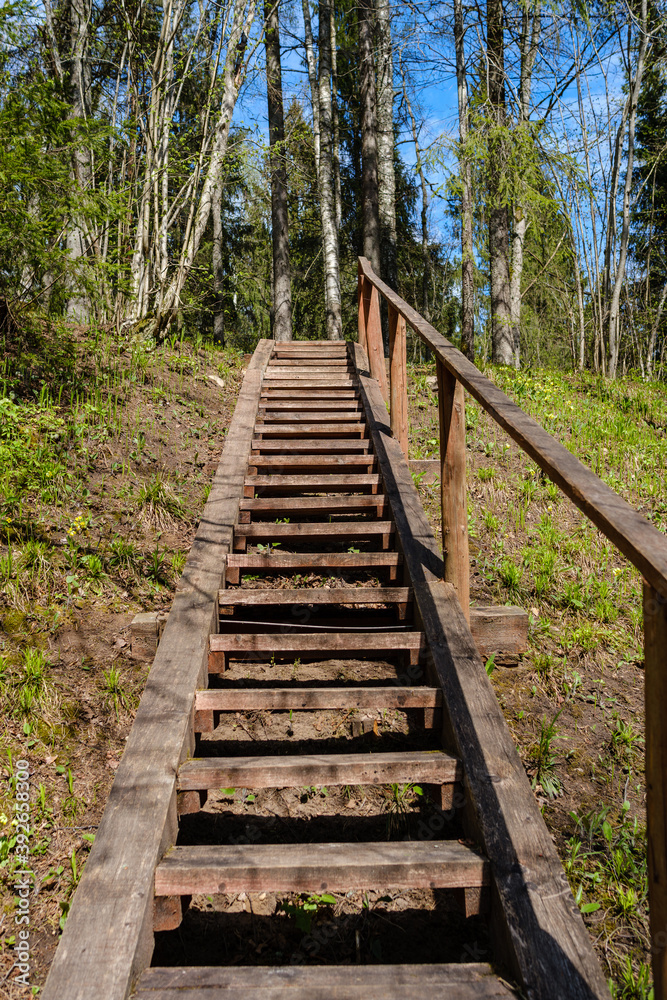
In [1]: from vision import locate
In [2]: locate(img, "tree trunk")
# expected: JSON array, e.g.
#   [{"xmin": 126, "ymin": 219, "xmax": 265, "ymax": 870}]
[
  {"xmin": 358, "ymin": 0, "xmax": 381, "ymax": 275},
  {"xmin": 453, "ymin": 0, "xmax": 474, "ymax": 360},
  {"xmin": 375, "ymin": 0, "xmax": 397, "ymax": 289},
  {"xmin": 66, "ymin": 0, "xmax": 92, "ymax": 323},
  {"xmin": 647, "ymin": 281, "xmax": 667, "ymax": 378},
  {"xmin": 607, "ymin": 0, "xmax": 648, "ymax": 378},
  {"xmin": 330, "ymin": 3, "xmax": 342, "ymax": 233},
  {"xmin": 401, "ymin": 63, "xmax": 430, "ymax": 322},
  {"xmin": 318, "ymin": 0, "xmax": 342, "ymax": 339},
  {"xmin": 302, "ymin": 0, "xmax": 321, "ymax": 176},
  {"xmin": 487, "ymin": 0, "xmax": 512, "ymax": 364},
  {"xmin": 156, "ymin": 0, "xmax": 257, "ymax": 335},
  {"xmin": 265, "ymin": 0, "xmax": 292, "ymax": 340},
  {"xmin": 509, "ymin": 0, "xmax": 540, "ymax": 368}
]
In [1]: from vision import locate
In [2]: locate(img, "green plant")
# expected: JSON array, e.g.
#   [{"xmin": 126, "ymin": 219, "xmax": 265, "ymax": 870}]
[
  {"xmin": 278, "ymin": 893, "xmax": 337, "ymax": 933},
  {"xmin": 484, "ymin": 511, "xmax": 499, "ymax": 533},
  {"xmin": 102, "ymin": 667, "xmax": 127, "ymax": 717},
  {"xmin": 498, "ymin": 559, "xmax": 522, "ymax": 595},
  {"xmin": 609, "ymin": 715, "xmax": 643, "ymax": 759},
  {"xmin": 137, "ymin": 474, "xmax": 185, "ymax": 527},
  {"xmin": 529, "ymin": 709, "xmax": 565, "ymax": 799}
]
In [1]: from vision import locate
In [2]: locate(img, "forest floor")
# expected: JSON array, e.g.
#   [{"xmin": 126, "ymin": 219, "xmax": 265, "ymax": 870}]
[{"xmin": 0, "ymin": 326, "xmax": 664, "ymax": 999}]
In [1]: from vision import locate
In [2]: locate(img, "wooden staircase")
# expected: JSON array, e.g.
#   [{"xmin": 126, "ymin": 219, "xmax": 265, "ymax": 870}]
[{"xmin": 41, "ymin": 338, "xmax": 612, "ymax": 1000}]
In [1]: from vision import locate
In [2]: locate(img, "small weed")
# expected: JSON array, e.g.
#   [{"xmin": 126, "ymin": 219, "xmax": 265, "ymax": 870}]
[
  {"xmin": 102, "ymin": 667, "xmax": 127, "ymax": 717},
  {"xmin": 137, "ymin": 474, "xmax": 185, "ymax": 528},
  {"xmin": 529, "ymin": 709, "xmax": 565, "ymax": 798}
]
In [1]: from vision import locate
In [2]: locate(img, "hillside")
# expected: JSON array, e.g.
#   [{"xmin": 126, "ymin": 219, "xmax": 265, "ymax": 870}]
[{"xmin": 0, "ymin": 331, "xmax": 664, "ymax": 997}]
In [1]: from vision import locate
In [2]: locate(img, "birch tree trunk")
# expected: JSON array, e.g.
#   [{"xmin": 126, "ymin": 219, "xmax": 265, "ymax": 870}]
[
  {"xmin": 453, "ymin": 0, "xmax": 474, "ymax": 360},
  {"xmin": 487, "ymin": 0, "xmax": 512, "ymax": 364},
  {"xmin": 509, "ymin": 0, "xmax": 540, "ymax": 368},
  {"xmin": 330, "ymin": 3, "xmax": 342, "ymax": 233},
  {"xmin": 647, "ymin": 282, "xmax": 667, "ymax": 378},
  {"xmin": 301, "ymin": 0, "xmax": 321, "ymax": 176},
  {"xmin": 607, "ymin": 0, "xmax": 648, "ymax": 378},
  {"xmin": 359, "ymin": 0, "xmax": 381, "ymax": 275},
  {"xmin": 318, "ymin": 0, "xmax": 342, "ymax": 339},
  {"xmin": 265, "ymin": 0, "xmax": 292, "ymax": 340},
  {"xmin": 401, "ymin": 63, "xmax": 430, "ymax": 322},
  {"xmin": 155, "ymin": 0, "xmax": 257, "ymax": 336},
  {"xmin": 375, "ymin": 0, "xmax": 397, "ymax": 290},
  {"xmin": 66, "ymin": 0, "xmax": 93, "ymax": 323}
]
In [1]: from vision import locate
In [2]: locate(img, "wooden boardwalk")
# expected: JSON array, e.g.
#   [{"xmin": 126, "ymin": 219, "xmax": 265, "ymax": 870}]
[{"xmin": 43, "ymin": 260, "xmax": 667, "ymax": 998}]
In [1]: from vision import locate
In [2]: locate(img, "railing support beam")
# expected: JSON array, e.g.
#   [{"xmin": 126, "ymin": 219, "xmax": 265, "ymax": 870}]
[
  {"xmin": 645, "ymin": 581, "xmax": 667, "ymax": 1000},
  {"xmin": 388, "ymin": 303, "xmax": 408, "ymax": 457},
  {"xmin": 436, "ymin": 360, "xmax": 469, "ymax": 620}
]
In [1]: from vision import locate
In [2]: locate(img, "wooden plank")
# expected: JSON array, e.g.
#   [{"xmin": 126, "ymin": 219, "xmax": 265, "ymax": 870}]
[
  {"xmin": 238, "ymin": 496, "xmax": 388, "ymax": 519},
  {"xmin": 234, "ymin": 521, "xmax": 393, "ymax": 543},
  {"xmin": 178, "ymin": 750, "xmax": 460, "ymax": 791},
  {"xmin": 259, "ymin": 400, "xmax": 362, "ymax": 410},
  {"xmin": 209, "ymin": 631, "xmax": 423, "ymax": 653},
  {"xmin": 217, "ymin": 586, "xmax": 411, "ymax": 606},
  {"xmin": 257, "ymin": 411, "xmax": 364, "ymax": 422},
  {"xmin": 194, "ymin": 685, "xmax": 439, "ymax": 714},
  {"xmin": 352, "ymin": 341, "xmax": 611, "ymax": 1000},
  {"xmin": 224, "ymin": 551, "xmax": 400, "ymax": 582},
  {"xmin": 358, "ymin": 256, "xmax": 667, "ymax": 596},
  {"xmin": 437, "ymin": 359, "xmax": 470, "ymax": 620},
  {"xmin": 470, "ymin": 605, "xmax": 528, "ymax": 656},
  {"xmin": 645, "ymin": 581, "xmax": 667, "ymax": 1000},
  {"xmin": 247, "ymin": 455, "xmax": 375, "ymax": 470},
  {"xmin": 361, "ymin": 280, "xmax": 389, "ymax": 402},
  {"xmin": 251, "ymin": 439, "xmax": 371, "ymax": 453},
  {"xmin": 41, "ymin": 340, "xmax": 275, "ymax": 1000},
  {"xmin": 262, "ymin": 381, "xmax": 357, "ymax": 390},
  {"xmin": 244, "ymin": 474, "xmax": 381, "ymax": 495},
  {"xmin": 135, "ymin": 963, "xmax": 517, "ymax": 999},
  {"xmin": 254, "ymin": 422, "xmax": 367, "ymax": 437},
  {"xmin": 388, "ymin": 303, "xmax": 409, "ymax": 458},
  {"xmin": 269, "ymin": 359, "xmax": 350, "ymax": 366},
  {"xmin": 154, "ymin": 841, "xmax": 489, "ymax": 896}
]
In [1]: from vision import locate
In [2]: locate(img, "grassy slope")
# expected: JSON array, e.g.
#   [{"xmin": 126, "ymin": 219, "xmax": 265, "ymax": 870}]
[
  {"xmin": 0, "ymin": 323, "xmax": 247, "ymax": 995},
  {"xmin": 409, "ymin": 362, "xmax": 666, "ymax": 1000},
  {"xmin": 0, "ymin": 329, "xmax": 663, "ymax": 999}
]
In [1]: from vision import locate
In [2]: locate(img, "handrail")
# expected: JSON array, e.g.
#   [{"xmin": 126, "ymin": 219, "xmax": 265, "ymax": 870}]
[
  {"xmin": 358, "ymin": 256, "xmax": 667, "ymax": 593},
  {"xmin": 357, "ymin": 254, "xmax": 667, "ymax": 1000}
]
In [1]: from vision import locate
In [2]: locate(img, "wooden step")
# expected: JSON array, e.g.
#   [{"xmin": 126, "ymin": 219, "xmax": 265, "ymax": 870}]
[
  {"xmin": 269, "ymin": 359, "xmax": 351, "ymax": 367},
  {"xmin": 232, "ymin": 521, "xmax": 394, "ymax": 551},
  {"xmin": 178, "ymin": 750, "xmax": 460, "ymax": 791},
  {"xmin": 267, "ymin": 366, "xmax": 354, "ymax": 375},
  {"xmin": 134, "ymin": 964, "xmax": 516, "ymax": 999},
  {"xmin": 262, "ymin": 381, "xmax": 357, "ymax": 390},
  {"xmin": 259, "ymin": 399, "xmax": 362, "ymax": 410},
  {"xmin": 209, "ymin": 630, "xmax": 422, "ymax": 670},
  {"xmin": 254, "ymin": 422, "xmax": 367, "ymax": 437},
  {"xmin": 257, "ymin": 411, "xmax": 364, "ymax": 422},
  {"xmin": 263, "ymin": 372, "xmax": 356, "ymax": 381},
  {"xmin": 217, "ymin": 586, "xmax": 411, "ymax": 606},
  {"xmin": 154, "ymin": 840, "xmax": 490, "ymax": 896},
  {"xmin": 195, "ymin": 685, "xmax": 438, "ymax": 715},
  {"xmin": 224, "ymin": 551, "xmax": 401, "ymax": 584},
  {"xmin": 261, "ymin": 390, "xmax": 359, "ymax": 400},
  {"xmin": 247, "ymin": 455, "xmax": 376, "ymax": 472},
  {"xmin": 251, "ymin": 438, "xmax": 372, "ymax": 453},
  {"xmin": 238, "ymin": 496, "xmax": 389, "ymax": 520},
  {"xmin": 243, "ymin": 474, "xmax": 381, "ymax": 496}
]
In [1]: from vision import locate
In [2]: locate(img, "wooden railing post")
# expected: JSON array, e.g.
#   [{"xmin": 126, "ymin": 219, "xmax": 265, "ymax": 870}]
[
  {"xmin": 357, "ymin": 261, "xmax": 367, "ymax": 353},
  {"xmin": 388, "ymin": 303, "xmax": 408, "ymax": 457},
  {"xmin": 365, "ymin": 282, "xmax": 389, "ymax": 402},
  {"xmin": 645, "ymin": 581, "xmax": 667, "ymax": 1000},
  {"xmin": 436, "ymin": 359, "xmax": 469, "ymax": 620}
]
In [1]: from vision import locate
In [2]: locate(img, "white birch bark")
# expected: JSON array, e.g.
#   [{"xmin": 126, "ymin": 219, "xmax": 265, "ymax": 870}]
[
  {"xmin": 376, "ymin": 0, "xmax": 396, "ymax": 287},
  {"xmin": 317, "ymin": 0, "xmax": 342, "ymax": 339}
]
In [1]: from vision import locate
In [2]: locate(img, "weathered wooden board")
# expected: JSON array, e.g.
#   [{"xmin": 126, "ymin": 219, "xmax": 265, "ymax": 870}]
[
  {"xmin": 134, "ymin": 963, "xmax": 518, "ymax": 999},
  {"xmin": 154, "ymin": 841, "xmax": 490, "ymax": 896},
  {"xmin": 194, "ymin": 685, "xmax": 439, "ymax": 715},
  {"xmin": 243, "ymin": 473, "xmax": 381, "ymax": 496},
  {"xmin": 41, "ymin": 341, "xmax": 275, "ymax": 1000},
  {"xmin": 232, "ymin": 521, "xmax": 393, "ymax": 551},
  {"xmin": 238, "ymin": 496, "xmax": 389, "ymax": 519},
  {"xmin": 247, "ymin": 455, "xmax": 376, "ymax": 471},
  {"xmin": 251, "ymin": 438, "xmax": 372, "ymax": 453},
  {"xmin": 178, "ymin": 750, "xmax": 461, "ymax": 790},
  {"xmin": 254, "ymin": 422, "xmax": 367, "ymax": 436},
  {"xmin": 217, "ymin": 586, "xmax": 410, "ymax": 606}
]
